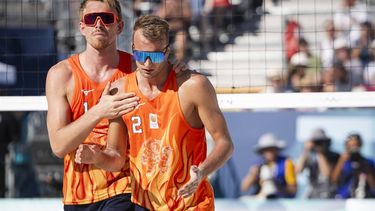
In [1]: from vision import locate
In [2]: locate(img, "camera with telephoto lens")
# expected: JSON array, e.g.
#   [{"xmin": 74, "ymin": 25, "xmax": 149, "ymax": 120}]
[
  {"xmin": 349, "ymin": 149, "xmax": 362, "ymax": 162},
  {"xmin": 312, "ymin": 137, "xmax": 331, "ymax": 149}
]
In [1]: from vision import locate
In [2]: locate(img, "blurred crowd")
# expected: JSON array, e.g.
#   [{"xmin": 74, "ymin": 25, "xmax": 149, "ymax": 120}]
[
  {"xmin": 131, "ymin": 0, "xmax": 265, "ymax": 61},
  {"xmin": 269, "ymin": 0, "xmax": 375, "ymax": 93},
  {"xmin": 241, "ymin": 129, "xmax": 375, "ymax": 199}
]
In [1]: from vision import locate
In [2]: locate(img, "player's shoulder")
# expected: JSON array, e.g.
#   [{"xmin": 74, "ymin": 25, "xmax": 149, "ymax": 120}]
[
  {"xmin": 48, "ymin": 59, "xmax": 72, "ymax": 76},
  {"xmin": 46, "ymin": 59, "xmax": 73, "ymax": 85},
  {"xmin": 178, "ymin": 70, "xmax": 212, "ymax": 91}
]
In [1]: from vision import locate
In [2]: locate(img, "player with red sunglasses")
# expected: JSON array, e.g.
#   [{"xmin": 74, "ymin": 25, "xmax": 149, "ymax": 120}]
[{"xmin": 46, "ymin": 1, "xmax": 187, "ymax": 210}]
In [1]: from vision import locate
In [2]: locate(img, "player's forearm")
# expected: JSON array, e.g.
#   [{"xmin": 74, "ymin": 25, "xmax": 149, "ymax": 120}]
[
  {"xmin": 94, "ymin": 149, "xmax": 125, "ymax": 172},
  {"xmin": 198, "ymin": 139, "xmax": 234, "ymax": 178},
  {"xmin": 49, "ymin": 108, "xmax": 102, "ymax": 158}
]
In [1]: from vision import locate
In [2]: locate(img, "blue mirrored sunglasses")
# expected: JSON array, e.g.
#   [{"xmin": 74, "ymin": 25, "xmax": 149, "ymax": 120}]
[
  {"xmin": 132, "ymin": 45, "xmax": 169, "ymax": 64},
  {"xmin": 133, "ymin": 50, "xmax": 166, "ymax": 63}
]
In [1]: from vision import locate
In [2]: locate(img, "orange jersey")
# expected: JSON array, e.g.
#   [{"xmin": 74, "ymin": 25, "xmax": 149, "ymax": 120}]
[
  {"xmin": 63, "ymin": 51, "xmax": 132, "ymax": 205},
  {"xmin": 123, "ymin": 71, "xmax": 214, "ymax": 211}
]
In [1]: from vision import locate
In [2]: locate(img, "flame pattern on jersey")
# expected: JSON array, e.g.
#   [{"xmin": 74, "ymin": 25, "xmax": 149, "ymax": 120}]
[
  {"xmin": 123, "ymin": 71, "xmax": 215, "ymax": 210},
  {"xmin": 63, "ymin": 51, "xmax": 132, "ymax": 204}
]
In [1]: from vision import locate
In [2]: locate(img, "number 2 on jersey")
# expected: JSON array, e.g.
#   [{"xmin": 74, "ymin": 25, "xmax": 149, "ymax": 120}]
[{"xmin": 131, "ymin": 116, "xmax": 142, "ymax": 133}]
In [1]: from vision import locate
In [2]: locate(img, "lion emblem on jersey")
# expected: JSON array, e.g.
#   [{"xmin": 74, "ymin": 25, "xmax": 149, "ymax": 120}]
[{"xmin": 141, "ymin": 139, "xmax": 172, "ymax": 175}]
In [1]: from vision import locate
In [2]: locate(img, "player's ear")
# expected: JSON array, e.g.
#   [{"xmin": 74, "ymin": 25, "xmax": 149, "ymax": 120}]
[
  {"xmin": 79, "ymin": 22, "xmax": 85, "ymax": 35},
  {"xmin": 117, "ymin": 20, "xmax": 124, "ymax": 34}
]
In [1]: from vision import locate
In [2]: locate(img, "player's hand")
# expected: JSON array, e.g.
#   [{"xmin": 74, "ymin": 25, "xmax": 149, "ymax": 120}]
[
  {"xmin": 94, "ymin": 82, "xmax": 139, "ymax": 119},
  {"xmin": 75, "ymin": 144, "xmax": 101, "ymax": 164},
  {"xmin": 178, "ymin": 165, "xmax": 203, "ymax": 198}
]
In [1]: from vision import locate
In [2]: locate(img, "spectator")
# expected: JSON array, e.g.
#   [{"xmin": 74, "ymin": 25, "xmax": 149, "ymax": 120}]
[
  {"xmin": 363, "ymin": 40, "xmax": 375, "ymax": 90},
  {"xmin": 284, "ymin": 18, "xmax": 302, "ymax": 62},
  {"xmin": 352, "ymin": 21, "xmax": 375, "ymax": 68},
  {"xmin": 298, "ymin": 38, "xmax": 322, "ymax": 88},
  {"xmin": 331, "ymin": 133, "xmax": 375, "ymax": 198},
  {"xmin": 321, "ymin": 67, "xmax": 336, "ymax": 92},
  {"xmin": 266, "ymin": 69, "xmax": 286, "ymax": 93},
  {"xmin": 326, "ymin": 62, "xmax": 352, "ymax": 92},
  {"xmin": 334, "ymin": 37, "xmax": 363, "ymax": 88},
  {"xmin": 296, "ymin": 128, "xmax": 339, "ymax": 198},
  {"xmin": 133, "ymin": 0, "xmax": 159, "ymax": 17},
  {"xmin": 203, "ymin": 0, "xmax": 232, "ymax": 47},
  {"xmin": 241, "ymin": 133, "xmax": 297, "ymax": 198},
  {"xmin": 157, "ymin": 0, "xmax": 192, "ymax": 61},
  {"xmin": 287, "ymin": 52, "xmax": 318, "ymax": 92},
  {"xmin": 320, "ymin": 20, "xmax": 337, "ymax": 70},
  {"xmin": 334, "ymin": 0, "xmax": 369, "ymax": 46}
]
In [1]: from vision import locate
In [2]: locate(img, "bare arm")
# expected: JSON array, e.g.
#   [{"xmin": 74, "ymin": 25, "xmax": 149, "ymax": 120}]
[
  {"xmin": 296, "ymin": 141, "xmax": 313, "ymax": 173},
  {"xmin": 46, "ymin": 63, "xmax": 138, "ymax": 158},
  {"xmin": 241, "ymin": 166, "xmax": 260, "ymax": 192},
  {"xmin": 331, "ymin": 152, "xmax": 349, "ymax": 183},
  {"xmin": 193, "ymin": 75, "xmax": 234, "ymax": 178},
  {"xmin": 316, "ymin": 152, "xmax": 332, "ymax": 178},
  {"xmin": 75, "ymin": 118, "xmax": 128, "ymax": 172},
  {"xmin": 178, "ymin": 74, "xmax": 234, "ymax": 197}
]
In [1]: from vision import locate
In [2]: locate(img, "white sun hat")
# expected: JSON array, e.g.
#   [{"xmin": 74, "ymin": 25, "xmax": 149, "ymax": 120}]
[
  {"xmin": 254, "ymin": 133, "xmax": 286, "ymax": 153},
  {"xmin": 290, "ymin": 52, "xmax": 309, "ymax": 67}
]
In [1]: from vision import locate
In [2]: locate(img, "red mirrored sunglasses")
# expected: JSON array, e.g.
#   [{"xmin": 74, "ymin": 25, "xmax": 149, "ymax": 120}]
[{"xmin": 82, "ymin": 12, "xmax": 119, "ymax": 26}]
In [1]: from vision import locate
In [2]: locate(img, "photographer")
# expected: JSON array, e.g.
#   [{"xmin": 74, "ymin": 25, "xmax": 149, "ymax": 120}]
[
  {"xmin": 296, "ymin": 128, "xmax": 339, "ymax": 198},
  {"xmin": 241, "ymin": 133, "xmax": 297, "ymax": 199},
  {"xmin": 331, "ymin": 133, "xmax": 375, "ymax": 198}
]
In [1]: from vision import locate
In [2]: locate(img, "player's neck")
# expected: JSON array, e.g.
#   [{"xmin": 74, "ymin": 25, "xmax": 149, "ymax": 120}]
[
  {"xmin": 146, "ymin": 62, "xmax": 171, "ymax": 86},
  {"xmin": 136, "ymin": 63, "xmax": 171, "ymax": 97},
  {"xmin": 81, "ymin": 45, "xmax": 119, "ymax": 73}
]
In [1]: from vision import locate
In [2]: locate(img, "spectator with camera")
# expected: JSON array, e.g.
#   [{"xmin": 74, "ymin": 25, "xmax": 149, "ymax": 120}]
[
  {"xmin": 296, "ymin": 128, "xmax": 339, "ymax": 198},
  {"xmin": 241, "ymin": 133, "xmax": 297, "ymax": 199},
  {"xmin": 331, "ymin": 133, "xmax": 375, "ymax": 198}
]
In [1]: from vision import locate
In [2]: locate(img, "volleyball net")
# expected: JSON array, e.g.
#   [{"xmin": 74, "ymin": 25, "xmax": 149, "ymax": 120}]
[{"xmin": 1, "ymin": 0, "xmax": 375, "ymax": 204}]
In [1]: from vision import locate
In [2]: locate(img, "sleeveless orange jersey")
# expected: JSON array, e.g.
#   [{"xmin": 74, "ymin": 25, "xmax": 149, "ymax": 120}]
[
  {"xmin": 63, "ymin": 51, "xmax": 132, "ymax": 205},
  {"xmin": 123, "ymin": 71, "xmax": 215, "ymax": 211}
]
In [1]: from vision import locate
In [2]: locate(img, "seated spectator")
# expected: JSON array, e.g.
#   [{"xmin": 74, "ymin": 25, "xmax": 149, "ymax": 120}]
[
  {"xmin": 286, "ymin": 52, "xmax": 318, "ymax": 92},
  {"xmin": 321, "ymin": 67, "xmax": 336, "ymax": 92},
  {"xmin": 296, "ymin": 129, "xmax": 339, "ymax": 198},
  {"xmin": 241, "ymin": 133, "xmax": 297, "ymax": 198},
  {"xmin": 284, "ymin": 18, "xmax": 302, "ymax": 63},
  {"xmin": 203, "ymin": 0, "xmax": 232, "ymax": 46},
  {"xmin": 298, "ymin": 38, "xmax": 322, "ymax": 78},
  {"xmin": 265, "ymin": 69, "xmax": 286, "ymax": 93},
  {"xmin": 320, "ymin": 20, "xmax": 337, "ymax": 70},
  {"xmin": 334, "ymin": 37, "xmax": 363, "ymax": 87},
  {"xmin": 133, "ymin": 0, "xmax": 158, "ymax": 16},
  {"xmin": 333, "ymin": 62, "xmax": 352, "ymax": 91},
  {"xmin": 352, "ymin": 21, "xmax": 374, "ymax": 68},
  {"xmin": 331, "ymin": 133, "xmax": 375, "ymax": 198},
  {"xmin": 363, "ymin": 40, "xmax": 375, "ymax": 90},
  {"xmin": 156, "ymin": 0, "xmax": 192, "ymax": 61},
  {"xmin": 334, "ymin": 0, "xmax": 369, "ymax": 46}
]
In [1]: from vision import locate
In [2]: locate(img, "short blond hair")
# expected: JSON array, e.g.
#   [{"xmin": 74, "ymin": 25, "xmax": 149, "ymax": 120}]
[
  {"xmin": 133, "ymin": 15, "xmax": 169, "ymax": 44},
  {"xmin": 79, "ymin": 0, "xmax": 122, "ymax": 21}
]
